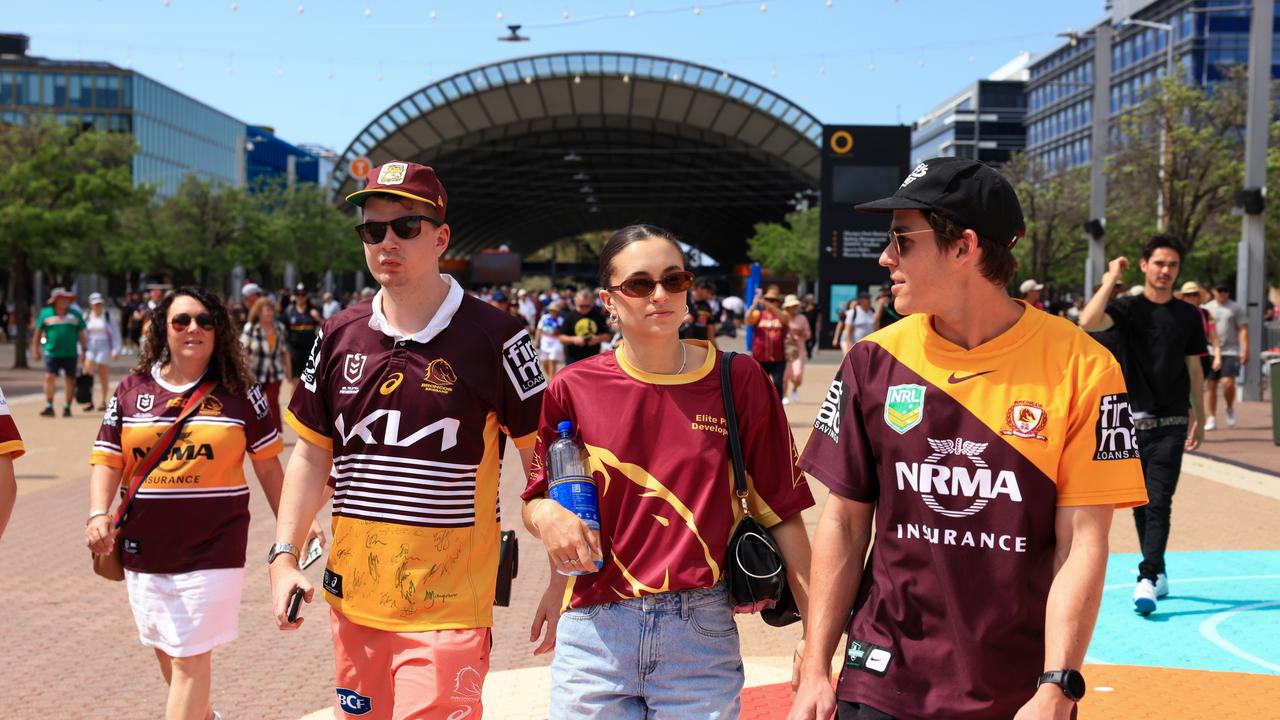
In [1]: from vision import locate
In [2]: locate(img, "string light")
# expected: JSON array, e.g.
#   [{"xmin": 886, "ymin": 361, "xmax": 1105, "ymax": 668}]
[
  {"xmin": 622, "ymin": 73, "xmax": 630, "ymax": 83},
  {"xmin": 562, "ymin": 8, "xmax": 570, "ymax": 20},
  {"xmin": 496, "ymin": 10, "xmax": 504, "ymax": 20},
  {"xmin": 430, "ymin": 10, "xmax": 437, "ymax": 20},
  {"xmin": 573, "ymin": 74, "xmax": 581, "ymax": 84},
  {"xmin": 297, "ymin": 4, "xmax": 305, "ymax": 15},
  {"xmin": 760, "ymin": 3, "xmax": 768, "ymax": 12},
  {"xmin": 230, "ymin": 2, "xmax": 238, "ymax": 12},
  {"xmin": 364, "ymin": 7, "xmax": 373, "ymax": 17},
  {"xmin": 826, "ymin": 0, "xmax": 833, "ymax": 6},
  {"xmin": 628, "ymin": 8, "xmax": 636, "ymax": 18},
  {"xmin": 162, "ymin": 0, "xmax": 171, "ymax": 6},
  {"xmin": 694, "ymin": 6, "xmax": 702, "ymax": 15}
]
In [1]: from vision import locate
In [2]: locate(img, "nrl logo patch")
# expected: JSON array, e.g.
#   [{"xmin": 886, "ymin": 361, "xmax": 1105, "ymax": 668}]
[
  {"xmin": 376, "ymin": 162, "xmax": 408, "ymax": 186},
  {"xmin": 344, "ymin": 353, "xmax": 368, "ymax": 384},
  {"xmin": 884, "ymin": 384, "xmax": 925, "ymax": 434},
  {"xmin": 135, "ymin": 393, "xmax": 154, "ymax": 414}
]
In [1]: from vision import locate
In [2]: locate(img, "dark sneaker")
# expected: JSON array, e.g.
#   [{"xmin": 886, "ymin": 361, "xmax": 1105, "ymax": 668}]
[
  {"xmin": 40, "ymin": 406, "xmax": 55, "ymax": 417},
  {"xmin": 62, "ymin": 406, "xmax": 72, "ymax": 417}
]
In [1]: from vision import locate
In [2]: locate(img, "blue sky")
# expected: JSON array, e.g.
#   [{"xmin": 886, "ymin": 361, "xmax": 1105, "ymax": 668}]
[{"xmin": 9, "ymin": 1, "xmax": 1100, "ymax": 153}]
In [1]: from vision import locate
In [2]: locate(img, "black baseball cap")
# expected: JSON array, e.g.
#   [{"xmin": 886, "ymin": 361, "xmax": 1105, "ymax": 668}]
[{"xmin": 855, "ymin": 157, "xmax": 1025, "ymax": 248}]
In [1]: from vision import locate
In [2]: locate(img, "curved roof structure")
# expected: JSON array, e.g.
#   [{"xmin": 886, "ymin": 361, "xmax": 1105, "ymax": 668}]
[{"xmin": 332, "ymin": 52, "xmax": 822, "ymax": 263}]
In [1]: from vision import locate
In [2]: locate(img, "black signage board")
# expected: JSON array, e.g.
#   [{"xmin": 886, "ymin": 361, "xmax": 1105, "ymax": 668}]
[{"xmin": 817, "ymin": 125, "xmax": 911, "ymax": 346}]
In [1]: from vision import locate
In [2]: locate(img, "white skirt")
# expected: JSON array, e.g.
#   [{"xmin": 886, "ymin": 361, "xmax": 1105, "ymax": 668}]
[{"xmin": 124, "ymin": 567, "xmax": 245, "ymax": 657}]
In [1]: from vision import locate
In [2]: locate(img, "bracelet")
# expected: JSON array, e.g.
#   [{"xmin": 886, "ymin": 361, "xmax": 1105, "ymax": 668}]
[{"xmin": 86, "ymin": 510, "xmax": 111, "ymax": 525}]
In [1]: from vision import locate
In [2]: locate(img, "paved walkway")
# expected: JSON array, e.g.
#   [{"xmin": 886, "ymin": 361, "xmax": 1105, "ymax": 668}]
[{"xmin": 1, "ymin": 339, "xmax": 1277, "ymax": 719}]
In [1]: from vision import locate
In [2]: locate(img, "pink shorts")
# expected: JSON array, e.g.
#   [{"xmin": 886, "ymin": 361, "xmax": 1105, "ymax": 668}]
[{"xmin": 330, "ymin": 608, "xmax": 491, "ymax": 720}]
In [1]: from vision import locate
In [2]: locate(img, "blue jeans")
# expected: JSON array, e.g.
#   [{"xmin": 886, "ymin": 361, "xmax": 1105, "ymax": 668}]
[{"xmin": 551, "ymin": 583, "xmax": 743, "ymax": 719}]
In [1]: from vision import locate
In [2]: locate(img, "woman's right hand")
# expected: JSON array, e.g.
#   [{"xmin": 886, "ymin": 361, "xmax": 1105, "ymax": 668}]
[
  {"xmin": 85, "ymin": 515, "xmax": 116, "ymax": 555},
  {"xmin": 532, "ymin": 499, "xmax": 603, "ymax": 575}
]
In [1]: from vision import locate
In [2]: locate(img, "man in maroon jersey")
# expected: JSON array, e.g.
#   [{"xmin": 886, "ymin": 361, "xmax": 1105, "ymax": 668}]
[
  {"xmin": 789, "ymin": 158, "xmax": 1145, "ymax": 720},
  {"xmin": 268, "ymin": 161, "xmax": 546, "ymax": 720}
]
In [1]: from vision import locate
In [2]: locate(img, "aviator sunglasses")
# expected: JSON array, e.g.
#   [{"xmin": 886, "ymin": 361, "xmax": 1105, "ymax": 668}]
[
  {"xmin": 354, "ymin": 215, "xmax": 443, "ymax": 245},
  {"xmin": 170, "ymin": 312, "xmax": 215, "ymax": 331},
  {"xmin": 605, "ymin": 270, "xmax": 695, "ymax": 299}
]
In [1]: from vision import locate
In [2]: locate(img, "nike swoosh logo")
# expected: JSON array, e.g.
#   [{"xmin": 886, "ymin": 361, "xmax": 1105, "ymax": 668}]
[{"xmin": 947, "ymin": 370, "xmax": 996, "ymax": 384}]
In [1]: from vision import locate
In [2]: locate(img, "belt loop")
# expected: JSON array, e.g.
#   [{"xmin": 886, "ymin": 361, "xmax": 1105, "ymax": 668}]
[{"xmin": 680, "ymin": 589, "xmax": 690, "ymax": 620}]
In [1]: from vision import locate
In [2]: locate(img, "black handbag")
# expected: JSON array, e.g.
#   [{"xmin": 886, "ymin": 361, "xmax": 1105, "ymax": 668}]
[
  {"xmin": 75, "ymin": 372, "xmax": 94, "ymax": 404},
  {"xmin": 721, "ymin": 352, "xmax": 801, "ymax": 627}
]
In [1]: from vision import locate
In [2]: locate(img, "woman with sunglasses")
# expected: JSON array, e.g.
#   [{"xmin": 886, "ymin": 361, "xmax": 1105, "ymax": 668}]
[
  {"xmin": 521, "ymin": 224, "xmax": 815, "ymax": 719},
  {"xmin": 86, "ymin": 287, "xmax": 325, "ymax": 720}
]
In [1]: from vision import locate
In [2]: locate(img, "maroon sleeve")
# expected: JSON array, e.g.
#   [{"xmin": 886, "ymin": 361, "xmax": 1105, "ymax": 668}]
[
  {"xmin": 519, "ymin": 374, "xmax": 573, "ymax": 501},
  {"xmin": 797, "ymin": 352, "xmax": 879, "ymax": 502},
  {"xmin": 495, "ymin": 325, "xmax": 547, "ymax": 449},
  {"xmin": 90, "ymin": 383, "xmax": 126, "ymax": 468},
  {"xmin": 284, "ymin": 326, "xmax": 333, "ymax": 450},
  {"xmin": 244, "ymin": 385, "xmax": 284, "ymax": 459},
  {"xmin": 731, "ymin": 355, "xmax": 814, "ymax": 525}
]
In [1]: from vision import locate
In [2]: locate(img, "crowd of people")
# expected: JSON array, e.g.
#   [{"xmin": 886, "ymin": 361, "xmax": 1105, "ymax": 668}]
[{"xmin": 0, "ymin": 154, "xmax": 1262, "ymax": 720}]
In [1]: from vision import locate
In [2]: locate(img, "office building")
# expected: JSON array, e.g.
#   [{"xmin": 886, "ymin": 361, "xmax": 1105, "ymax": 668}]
[{"xmin": 911, "ymin": 53, "xmax": 1032, "ymax": 166}]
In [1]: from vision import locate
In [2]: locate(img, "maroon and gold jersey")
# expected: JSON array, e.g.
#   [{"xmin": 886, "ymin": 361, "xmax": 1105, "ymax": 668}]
[
  {"xmin": 0, "ymin": 387, "xmax": 23, "ymax": 459},
  {"xmin": 90, "ymin": 367, "xmax": 284, "ymax": 574},
  {"xmin": 521, "ymin": 340, "xmax": 814, "ymax": 611},
  {"xmin": 799, "ymin": 304, "xmax": 1146, "ymax": 719},
  {"xmin": 286, "ymin": 281, "xmax": 546, "ymax": 632}
]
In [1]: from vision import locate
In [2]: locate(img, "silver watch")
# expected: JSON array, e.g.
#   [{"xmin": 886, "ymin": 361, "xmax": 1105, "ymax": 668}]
[{"xmin": 267, "ymin": 542, "xmax": 300, "ymax": 565}]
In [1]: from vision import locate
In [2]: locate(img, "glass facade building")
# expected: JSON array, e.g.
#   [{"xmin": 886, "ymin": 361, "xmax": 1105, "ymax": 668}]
[
  {"xmin": 911, "ymin": 79, "xmax": 1029, "ymax": 166},
  {"xmin": 1025, "ymin": 0, "xmax": 1280, "ymax": 172},
  {"xmin": 2, "ymin": 34, "xmax": 317, "ymax": 196}
]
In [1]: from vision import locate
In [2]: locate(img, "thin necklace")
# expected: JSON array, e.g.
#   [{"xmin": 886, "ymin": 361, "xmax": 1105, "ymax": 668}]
[{"xmin": 675, "ymin": 341, "xmax": 687, "ymax": 374}]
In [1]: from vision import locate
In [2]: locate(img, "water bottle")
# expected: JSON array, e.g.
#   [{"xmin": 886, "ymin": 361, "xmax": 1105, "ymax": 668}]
[{"xmin": 548, "ymin": 420, "xmax": 603, "ymax": 576}]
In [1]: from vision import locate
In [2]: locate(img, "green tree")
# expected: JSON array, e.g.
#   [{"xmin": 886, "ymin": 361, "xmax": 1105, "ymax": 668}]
[
  {"xmin": 0, "ymin": 119, "xmax": 147, "ymax": 368},
  {"xmin": 1001, "ymin": 151, "xmax": 1091, "ymax": 291},
  {"xmin": 747, "ymin": 207, "xmax": 819, "ymax": 288},
  {"xmin": 1107, "ymin": 74, "xmax": 1246, "ymax": 283},
  {"xmin": 250, "ymin": 177, "xmax": 363, "ymax": 283}
]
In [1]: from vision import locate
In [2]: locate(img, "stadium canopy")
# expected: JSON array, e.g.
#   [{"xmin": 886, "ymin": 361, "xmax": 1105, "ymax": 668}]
[{"xmin": 331, "ymin": 52, "xmax": 822, "ymax": 264}]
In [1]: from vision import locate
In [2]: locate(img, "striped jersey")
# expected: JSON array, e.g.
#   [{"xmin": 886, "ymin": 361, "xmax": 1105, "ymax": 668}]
[
  {"xmin": 90, "ymin": 366, "xmax": 284, "ymax": 574},
  {"xmin": 521, "ymin": 342, "xmax": 814, "ymax": 611},
  {"xmin": 286, "ymin": 279, "xmax": 546, "ymax": 632},
  {"xmin": 799, "ymin": 304, "xmax": 1146, "ymax": 719},
  {"xmin": 0, "ymin": 387, "xmax": 23, "ymax": 459}
]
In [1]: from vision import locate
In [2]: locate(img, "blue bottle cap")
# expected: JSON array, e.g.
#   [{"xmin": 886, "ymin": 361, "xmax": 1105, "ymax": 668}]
[{"xmin": 557, "ymin": 420, "xmax": 574, "ymax": 435}]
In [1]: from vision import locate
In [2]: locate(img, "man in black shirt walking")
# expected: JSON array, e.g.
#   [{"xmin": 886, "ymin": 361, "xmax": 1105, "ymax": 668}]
[
  {"xmin": 559, "ymin": 290, "xmax": 611, "ymax": 365},
  {"xmin": 1079, "ymin": 234, "xmax": 1206, "ymax": 616}
]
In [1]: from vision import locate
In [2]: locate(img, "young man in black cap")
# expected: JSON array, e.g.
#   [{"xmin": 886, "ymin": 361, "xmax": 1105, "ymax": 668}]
[{"xmin": 790, "ymin": 158, "xmax": 1146, "ymax": 720}]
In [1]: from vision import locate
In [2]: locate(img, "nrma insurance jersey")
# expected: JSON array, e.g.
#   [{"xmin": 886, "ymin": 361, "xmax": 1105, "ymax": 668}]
[
  {"xmin": 286, "ymin": 287, "xmax": 545, "ymax": 633},
  {"xmin": 799, "ymin": 304, "xmax": 1147, "ymax": 719}
]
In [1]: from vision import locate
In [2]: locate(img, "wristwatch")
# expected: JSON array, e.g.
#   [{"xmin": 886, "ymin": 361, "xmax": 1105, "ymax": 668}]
[
  {"xmin": 267, "ymin": 542, "xmax": 300, "ymax": 566},
  {"xmin": 1037, "ymin": 669, "xmax": 1086, "ymax": 702}
]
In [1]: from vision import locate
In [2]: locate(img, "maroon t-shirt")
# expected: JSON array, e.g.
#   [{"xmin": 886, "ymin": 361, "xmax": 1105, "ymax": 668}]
[
  {"xmin": 522, "ymin": 341, "xmax": 814, "ymax": 610},
  {"xmin": 799, "ymin": 310, "xmax": 1144, "ymax": 719},
  {"xmin": 752, "ymin": 307, "xmax": 787, "ymax": 362}
]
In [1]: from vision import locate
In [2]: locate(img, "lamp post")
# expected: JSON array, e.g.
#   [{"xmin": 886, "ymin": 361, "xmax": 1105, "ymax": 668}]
[{"xmin": 1120, "ymin": 17, "xmax": 1175, "ymax": 231}]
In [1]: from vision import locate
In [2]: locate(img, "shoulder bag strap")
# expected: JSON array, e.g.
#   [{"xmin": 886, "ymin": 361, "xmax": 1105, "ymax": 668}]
[
  {"xmin": 111, "ymin": 379, "xmax": 217, "ymax": 529},
  {"xmin": 719, "ymin": 351, "xmax": 751, "ymax": 517}
]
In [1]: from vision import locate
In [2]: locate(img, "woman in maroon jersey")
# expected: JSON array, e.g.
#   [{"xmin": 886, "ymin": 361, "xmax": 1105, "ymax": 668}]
[
  {"xmin": 521, "ymin": 224, "xmax": 815, "ymax": 719},
  {"xmin": 85, "ymin": 287, "xmax": 324, "ymax": 720}
]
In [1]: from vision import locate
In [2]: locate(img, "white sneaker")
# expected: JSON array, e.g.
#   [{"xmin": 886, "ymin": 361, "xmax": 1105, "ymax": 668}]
[
  {"xmin": 1155, "ymin": 573, "xmax": 1169, "ymax": 598},
  {"xmin": 213, "ymin": 712, "xmax": 224, "ymax": 720},
  {"xmin": 1204, "ymin": 416, "xmax": 1216, "ymax": 431},
  {"xmin": 1226, "ymin": 408, "xmax": 1237, "ymax": 427},
  {"xmin": 790, "ymin": 391, "xmax": 801, "ymax": 403},
  {"xmin": 1133, "ymin": 579, "xmax": 1157, "ymax": 615},
  {"xmin": 782, "ymin": 397, "xmax": 791, "ymax": 406}
]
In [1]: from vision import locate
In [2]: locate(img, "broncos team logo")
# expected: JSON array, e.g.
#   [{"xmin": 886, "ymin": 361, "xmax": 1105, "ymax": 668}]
[{"xmin": 420, "ymin": 358, "xmax": 458, "ymax": 394}]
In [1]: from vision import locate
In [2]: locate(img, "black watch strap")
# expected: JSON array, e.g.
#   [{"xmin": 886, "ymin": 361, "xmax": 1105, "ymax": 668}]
[{"xmin": 1037, "ymin": 669, "xmax": 1086, "ymax": 701}]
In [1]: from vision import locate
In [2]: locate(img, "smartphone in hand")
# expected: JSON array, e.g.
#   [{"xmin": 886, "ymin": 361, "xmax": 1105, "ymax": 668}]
[{"xmin": 287, "ymin": 587, "xmax": 305, "ymax": 623}]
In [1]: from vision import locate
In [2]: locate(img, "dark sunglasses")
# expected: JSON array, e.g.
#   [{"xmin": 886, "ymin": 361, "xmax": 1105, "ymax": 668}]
[
  {"xmin": 605, "ymin": 271, "xmax": 695, "ymax": 299},
  {"xmin": 354, "ymin": 215, "xmax": 442, "ymax": 245},
  {"xmin": 170, "ymin": 313, "xmax": 215, "ymax": 331}
]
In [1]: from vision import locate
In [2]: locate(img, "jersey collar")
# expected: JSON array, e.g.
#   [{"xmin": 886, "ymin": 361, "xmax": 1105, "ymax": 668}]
[{"xmin": 368, "ymin": 275, "xmax": 463, "ymax": 345}]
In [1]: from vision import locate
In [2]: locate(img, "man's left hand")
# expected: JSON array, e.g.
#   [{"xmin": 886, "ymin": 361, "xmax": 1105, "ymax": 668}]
[
  {"xmin": 1012, "ymin": 686, "xmax": 1074, "ymax": 720},
  {"xmin": 1187, "ymin": 416, "xmax": 1204, "ymax": 450}
]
